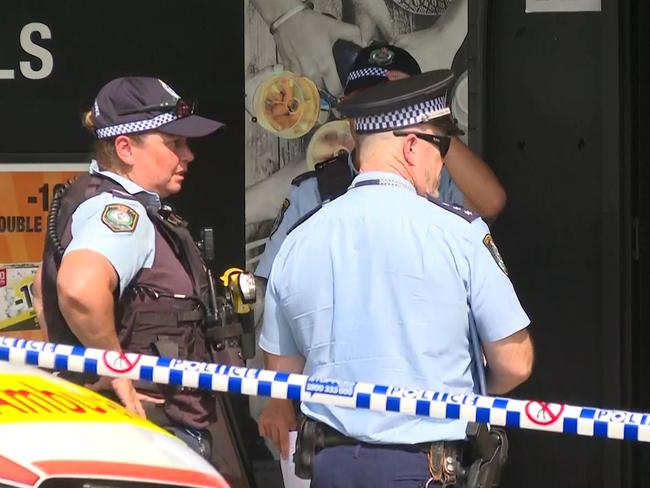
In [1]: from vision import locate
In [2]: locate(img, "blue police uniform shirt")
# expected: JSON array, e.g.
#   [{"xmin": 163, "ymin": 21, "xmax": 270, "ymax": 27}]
[
  {"xmin": 64, "ymin": 161, "xmax": 159, "ymax": 297},
  {"xmin": 260, "ymin": 171, "xmax": 529, "ymax": 444},
  {"xmin": 255, "ymin": 158, "xmax": 464, "ymax": 279}
]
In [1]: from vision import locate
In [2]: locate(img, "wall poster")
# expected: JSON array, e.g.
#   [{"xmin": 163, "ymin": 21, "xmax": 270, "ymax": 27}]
[
  {"xmin": 244, "ymin": 0, "xmax": 472, "ymax": 270},
  {"xmin": 0, "ymin": 163, "xmax": 87, "ymax": 334}
]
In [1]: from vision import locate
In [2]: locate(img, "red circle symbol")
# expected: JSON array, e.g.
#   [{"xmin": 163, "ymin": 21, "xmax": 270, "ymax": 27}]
[
  {"xmin": 102, "ymin": 351, "xmax": 141, "ymax": 373},
  {"xmin": 525, "ymin": 401, "xmax": 565, "ymax": 426}
]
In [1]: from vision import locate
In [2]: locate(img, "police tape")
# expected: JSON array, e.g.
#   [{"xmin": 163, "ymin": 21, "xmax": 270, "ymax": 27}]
[{"xmin": 1, "ymin": 335, "xmax": 649, "ymax": 443}]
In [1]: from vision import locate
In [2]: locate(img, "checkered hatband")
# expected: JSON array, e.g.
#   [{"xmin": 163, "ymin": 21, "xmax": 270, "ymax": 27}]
[
  {"xmin": 95, "ymin": 112, "xmax": 177, "ymax": 139},
  {"xmin": 353, "ymin": 95, "xmax": 450, "ymax": 133},
  {"xmin": 346, "ymin": 67, "xmax": 389, "ymax": 86}
]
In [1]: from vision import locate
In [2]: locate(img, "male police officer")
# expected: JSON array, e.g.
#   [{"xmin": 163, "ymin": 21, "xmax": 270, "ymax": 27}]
[
  {"xmin": 255, "ymin": 43, "xmax": 506, "ymax": 283},
  {"xmin": 259, "ymin": 70, "xmax": 533, "ymax": 486},
  {"xmin": 33, "ymin": 78, "xmax": 247, "ymax": 476},
  {"xmin": 256, "ymin": 44, "xmax": 508, "ymax": 463}
]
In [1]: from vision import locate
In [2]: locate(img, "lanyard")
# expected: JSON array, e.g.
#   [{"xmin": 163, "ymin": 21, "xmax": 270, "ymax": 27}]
[{"xmin": 349, "ymin": 178, "xmax": 415, "ymax": 192}]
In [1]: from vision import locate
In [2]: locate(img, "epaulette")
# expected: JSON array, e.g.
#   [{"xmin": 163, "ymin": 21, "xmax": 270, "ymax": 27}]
[
  {"xmin": 286, "ymin": 204, "xmax": 322, "ymax": 235},
  {"xmin": 427, "ymin": 196, "xmax": 480, "ymax": 223},
  {"xmin": 291, "ymin": 171, "xmax": 316, "ymax": 187}
]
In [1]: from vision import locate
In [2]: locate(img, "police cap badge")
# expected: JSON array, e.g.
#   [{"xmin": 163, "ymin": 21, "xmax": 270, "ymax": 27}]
[{"xmin": 369, "ymin": 47, "xmax": 395, "ymax": 66}]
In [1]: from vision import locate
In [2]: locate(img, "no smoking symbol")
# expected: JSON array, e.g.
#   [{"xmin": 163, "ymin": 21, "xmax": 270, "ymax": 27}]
[
  {"xmin": 525, "ymin": 401, "xmax": 565, "ymax": 426},
  {"xmin": 102, "ymin": 351, "xmax": 141, "ymax": 373}
]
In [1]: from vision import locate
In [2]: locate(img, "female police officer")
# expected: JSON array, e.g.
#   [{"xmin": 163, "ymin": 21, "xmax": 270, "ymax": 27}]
[{"xmin": 33, "ymin": 77, "xmax": 229, "ymax": 458}]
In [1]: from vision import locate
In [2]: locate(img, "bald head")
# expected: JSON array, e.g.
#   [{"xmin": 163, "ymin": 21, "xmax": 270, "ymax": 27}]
[{"xmin": 356, "ymin": 122, "xmax": 447, "ymax": 198}]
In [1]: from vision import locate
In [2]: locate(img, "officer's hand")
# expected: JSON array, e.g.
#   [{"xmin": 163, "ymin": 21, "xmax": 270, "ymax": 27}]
[
  {"xmin": 258, "ymin": 398, "xmax": 297, "ymax": 459},
  {"xmin": 86, "ymin": 376, "xmax": 161, "ymax": 418},
  {"xmin": 273, "ymin": 10, "xmax": 362, "ymax": 96},
  {"xmin": 394, "ymin": 27, "xmax": 458, "ymax": 72},
  {"xmin": 349, "ymin": 0, "xmax": 394, "ymax": 44},
  {"xmin": 393, "ymin": 0, "xmax": 467, "ymax": 72}
]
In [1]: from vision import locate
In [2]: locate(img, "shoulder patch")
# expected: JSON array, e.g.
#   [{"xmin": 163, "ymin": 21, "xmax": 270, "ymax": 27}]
[
  {"xmin": 291, "ymin": 171, "xmax": 316, "ymax": 187},
  {"xmin": 287, "ymin": 204, "xmax": 322, "ymax": 235},
  {"xmin": 427, "ymin": 197, "xmax": 480, "ymax": 223},
  {"xmin": 483, "ymin": 234, "xmax": 508, "ymax": 275},
  {"xmin": 101, "ymin": 203, "xmax": 139, "ymax": 232},
  {"xmin": 269, "ymin": 198, "xmax": 291, "ymax": 238}
]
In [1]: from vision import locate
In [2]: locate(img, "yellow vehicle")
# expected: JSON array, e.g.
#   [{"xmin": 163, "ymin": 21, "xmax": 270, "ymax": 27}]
[{"xmin": 0, "ymin": 362, "xmax": 229, "ymax": 488}]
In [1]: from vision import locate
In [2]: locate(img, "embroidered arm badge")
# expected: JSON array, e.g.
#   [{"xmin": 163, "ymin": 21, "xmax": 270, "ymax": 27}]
[{"xmin": 101, "ymin": 203, "xmax": 139, "ymax": 233}]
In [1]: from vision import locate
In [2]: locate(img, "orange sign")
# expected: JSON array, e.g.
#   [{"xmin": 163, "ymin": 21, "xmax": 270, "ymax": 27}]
[{"xmin": 0, "ymin": 165, "xmax": 87, "ymax": 332}]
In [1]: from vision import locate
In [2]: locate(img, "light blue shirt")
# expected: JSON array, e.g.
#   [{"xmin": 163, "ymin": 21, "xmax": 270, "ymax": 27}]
[
  {"xmin": 255, "ymin": 160, "xmax": 464, "ymax": 279},
  {"xmin": 260, "ymin": 171, "xmax": 529, "ymax": 444},
  {"xmin": 64, "ymin": 161, "xmax": 160, "ymax": 297}
]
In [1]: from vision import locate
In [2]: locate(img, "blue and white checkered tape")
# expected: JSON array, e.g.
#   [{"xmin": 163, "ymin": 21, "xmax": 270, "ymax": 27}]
[
  {"xmin": 346, "ymin": 67, "xmax": 389, "ymax": 86},
  {"xmin": 354, "ymin": 95, "xmax": 450, "ymax": 134},
  {"xmin": 95, "ymin": 112, "xmax": 177, "ymax": 139},
  {"xmin": 1, "ymin": 336, "xmax": 649, "ymax": 443}
]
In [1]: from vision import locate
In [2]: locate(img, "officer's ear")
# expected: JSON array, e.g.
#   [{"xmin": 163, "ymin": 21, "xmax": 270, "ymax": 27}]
[
  {"xmin": 401, "ymin": 133, "xmax": 418, "ymax": 168},
  {"xmin": 114, "ymin": 135, "xmax": 139, "ymax": 168}
]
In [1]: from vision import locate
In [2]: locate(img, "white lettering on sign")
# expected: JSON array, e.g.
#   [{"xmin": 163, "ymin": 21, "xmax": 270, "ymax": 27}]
[
  {"xmin": 1, "ymin": 22, "xmax": 54, "ymax": 80},
  {"xmin": 20, "ymin": 23, "xmax": 54, "ymax": 80}
]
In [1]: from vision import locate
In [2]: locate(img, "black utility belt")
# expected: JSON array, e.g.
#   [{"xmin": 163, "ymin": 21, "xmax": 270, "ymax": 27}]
[
  {"xmin": 294, "ymin": 417, "xmax": 467, "ymax": 482},
  {"xmin": 296, "ymin": 418, "xmax": 508, "ymax": 486},
  {"xmin": 318, "ymin": 421, "xmax": 465, "ymax": 454}
]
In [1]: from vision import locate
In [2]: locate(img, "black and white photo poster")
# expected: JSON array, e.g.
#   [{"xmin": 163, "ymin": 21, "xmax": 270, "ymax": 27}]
[{"xmin": 244, "ymin": 0, "xmax": 471, "ymax": 268}]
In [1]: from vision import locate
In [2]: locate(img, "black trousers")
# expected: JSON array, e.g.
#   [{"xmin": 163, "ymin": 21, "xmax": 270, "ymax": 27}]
[{"xmin": 311, "ymin": 444, "xmax": 445, "ymax": 488}]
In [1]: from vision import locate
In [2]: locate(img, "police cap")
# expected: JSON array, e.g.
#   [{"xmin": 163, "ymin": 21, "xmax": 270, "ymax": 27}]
[
  {"xmin": 338, "ymin": 69, "xmax": 462, "ymax": 135},
  {"xmin": 343, "ymin": 43, "xmax": 421, "ymax": 95},
  {"xmin": 93, "ymin": 77, "xmax": 224, "ymax": 139}
]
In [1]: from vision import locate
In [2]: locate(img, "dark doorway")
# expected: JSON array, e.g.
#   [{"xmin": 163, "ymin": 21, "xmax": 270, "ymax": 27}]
[{"xmin": 485, "ymin": 1, "xmax": 629, "ymax": 486}]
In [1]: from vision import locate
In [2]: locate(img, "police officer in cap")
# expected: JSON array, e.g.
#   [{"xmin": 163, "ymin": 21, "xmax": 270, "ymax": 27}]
[
  {"xmin": 255, "ymin": 43, "xmax": 506, "ymax": 284},
  {"xmin": 259, "ymin": 70, "xmax": 534, "ymax": 486},
  {"xmin": 33, "ymin": 77, "xmax": 243, "ymax": 465}
]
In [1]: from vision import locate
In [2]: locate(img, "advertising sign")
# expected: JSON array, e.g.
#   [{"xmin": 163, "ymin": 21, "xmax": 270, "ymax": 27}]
[{"xmin": 0, "ymin": 164, "xmax": 87, "ymax": 332}]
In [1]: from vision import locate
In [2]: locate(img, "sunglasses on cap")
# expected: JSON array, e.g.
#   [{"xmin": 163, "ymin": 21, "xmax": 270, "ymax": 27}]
[
  {"xmin": 118, "ymin": 98, "xmax": 196, "ymax": 118},
  {"xmin": 393, "ymin": 130, "xmax": 451, "ymax": 158}
]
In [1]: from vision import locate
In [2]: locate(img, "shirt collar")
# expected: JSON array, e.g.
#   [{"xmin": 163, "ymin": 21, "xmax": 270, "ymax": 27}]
[
  {"xmin": 351, "ymin": 171, "xmax": 416, "ymax": 193},
  {"xmin": 89, "ymin": 160, "xmax": 161, "ymax": 209}
]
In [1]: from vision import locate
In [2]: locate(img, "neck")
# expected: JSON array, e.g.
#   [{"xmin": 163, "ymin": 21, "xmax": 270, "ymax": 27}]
[
  {"xmin": 121, "ymin": 166, "xmax": 152, "ymax": 194},
  {"xmin": 360, "ymin": 159, "xmax": 411, "ymax": 181},
  {"xmin": 358, "ymin": 149, "xmax": 414, "ymax": 186},
  {"xmin": 102, "ymin": 164, "xmax": 160, "ymax": 196},
  {"xmin": 356, "ymin": 133, "xmax": 422, "ymax": 188}
]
